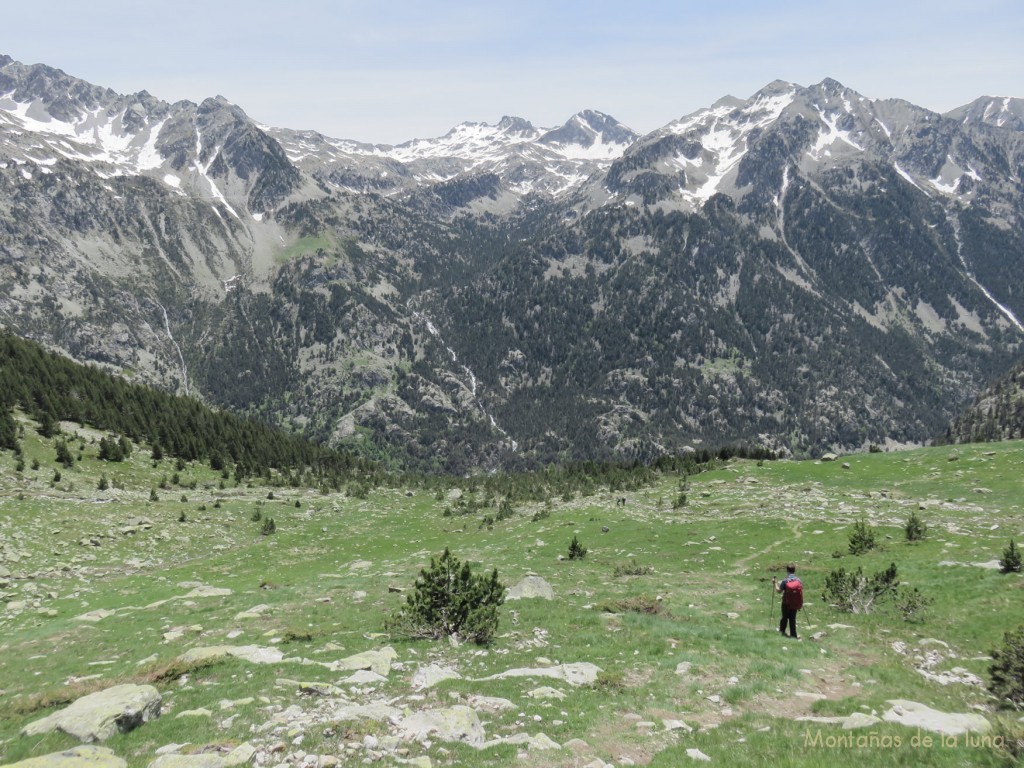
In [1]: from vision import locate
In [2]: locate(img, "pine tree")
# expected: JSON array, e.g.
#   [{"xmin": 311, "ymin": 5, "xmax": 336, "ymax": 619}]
[
  {"xmin": 1000, "ymin": 540, "xmax": 1022, "ymax": 574},
  {"xmin": 387, "ymin": 548, "xmax": 504, "ymax": 645},
  {"xmin": 904, "ymin": 510, "xmax": 927, "ymax": 542},
  {"xmin": 848, "ymin": 519, "xmax": 877, "ymax": 555},
  {"xmin": 989, "ymin": 625, "xmax": 1024, "ymax": 708},
  {"xmin": 568, "ymin": 535, "xmax": 588, "ymax": 560}
]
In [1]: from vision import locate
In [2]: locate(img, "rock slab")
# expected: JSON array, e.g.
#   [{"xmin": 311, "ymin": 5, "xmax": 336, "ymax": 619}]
[
  {"xmin": 21, "ymin": 684, "xmax": 162, "ymax": 742},
  {"xmin": 398, "ymin": 706, "xmax": 485, "ymax": 748},
  {"xmin": 506, "ymin": 575, "xmax": 554, "ymax": 600},
  {"xmin": 882, "ymin": 700, "xmax": 990, "ymax": 735},
  {"xmin": 1, "ymin": 746, "xmax": 127, "ymax": 768}
]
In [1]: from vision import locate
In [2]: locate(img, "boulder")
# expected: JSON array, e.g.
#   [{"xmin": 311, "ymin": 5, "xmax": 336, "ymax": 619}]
[
  {"xmin": 332, "ymin": 702, "xmax": 402, "ymax": 723},
  {"xmin": 146, "ymin": 744, "xmax": 255, "ymax": 768},
  {"xmin": 483, "ymin": 662, "xmax": 601, "ymax": 686},
  {"xmin": 466, "ymin": 695, "xmax": 516, "ymax": 712},
  {"xmin": 233, "ymin": 605, "xmax": 270, "ymax": 620},
  {"xmin": 412, "ymin": 664, "xmax": 461, "ymax": 690},
  {"xmin": 527, "ymin": 687, "xmax": 566, "ymax": 700},
  {"xmin": 842, "ymin": 713, "xmax": 882, "ymax": 729},
  {"xmin": 398, "ymin": 706, "xmax": 485, "ymax": 748},
  {"xmin": 74, "ymin": 610, "xmax": 116, "ymax": 623},
  {"xmin": 882, "ymin": 700, "xmax": 991, "ymax": 735},
  {"xmin": 325, "ymin": 646, "xmax": 397, "ymax": 676},
  {"xmin": 506, "ymin": 575, "xmax": 554, "ymax": 601},
  {"xmin": 1, "ymin": 746, "xmax": 126, "ymax": 768},
  {"xmin": 182, "ymin": 586, "xmax": 232, "ymax": 599},
  {"xmin": 177, "ymin": 646, "xmax": 284, "ymax": 666},
  {"xmin": 22, "ymin": 684, "xmax": 162, "ymax": 742}
]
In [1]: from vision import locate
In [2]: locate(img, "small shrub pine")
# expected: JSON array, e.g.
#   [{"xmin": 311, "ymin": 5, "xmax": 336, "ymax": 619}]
[
  {"xmin": 55, "ymin": 440, "xmax": 73, "ymax": 469},
  {"xmin": 260, "ymin": 518, "xmax": 276, "ymax": 535},
  {"xmin": 904, "ymin": 510, "xmax": 927, "ymax": 542},
  {"xmin": 848, "ymin": 519, "xmax": 877, "ymax": 555},
  {"xmin": 1000, "ymin": 540, "xmax": 1022, "ymax": 574},
  {"xmin": 896, "ymin": 587, "xmax": 932, "ymax": 622},
  {"xmin": 568, "ymin": 535, "xmax": 588, "ymax": 560},
  {"xmin": 386, "ymin": 548, "xmax": 504, "ymax": 645},
  {"xmin": 989, "ymin": 625, "xmax": 1024, "ymax": 708},
  {"xmin": 97, "ymin": 474, "xmax": 108, "ymax": 491}
]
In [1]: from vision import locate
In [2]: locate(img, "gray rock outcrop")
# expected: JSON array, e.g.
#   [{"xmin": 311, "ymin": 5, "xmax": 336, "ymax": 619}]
[
  {"xmin": 398, "ymin": 706, "xmax": 485, "ymax": 747},
  {"xmin": 882, "ymin": 700, "xmax": 991, "ymax": 735},
  {"xmin": 1, "ymin": 746, "xmax": 127, "ymax": 768},
  {"xmin": 21, "ymin": 684, "xmax": 162, "ymax": 742},
  {"xmin": 506, "ymin": 575, "xmax": 554, "ymax": 600}
]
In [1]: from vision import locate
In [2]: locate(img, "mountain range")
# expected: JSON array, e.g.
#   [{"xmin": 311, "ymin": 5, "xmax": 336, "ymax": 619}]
[{"xmin": 2, "ymin": 53, "xmax": 1022, "ymax": 471}]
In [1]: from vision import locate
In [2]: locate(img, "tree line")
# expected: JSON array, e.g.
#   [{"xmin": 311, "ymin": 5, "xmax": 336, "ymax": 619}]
[{"xmin": 0, "ymin": 331, "xmax": 375, "ymax": 483}]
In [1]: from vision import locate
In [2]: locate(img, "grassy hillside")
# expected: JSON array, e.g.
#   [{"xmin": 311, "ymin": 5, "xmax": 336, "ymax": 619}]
[{"xmin": 1, "ymin": 423, "xmax": 1023, "ymax": 767}]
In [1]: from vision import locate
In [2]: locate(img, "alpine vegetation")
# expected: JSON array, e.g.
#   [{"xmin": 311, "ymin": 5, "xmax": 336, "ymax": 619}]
[{"xmin": 386, "ymin": 548, "xmax": 505, "ymax": 645}]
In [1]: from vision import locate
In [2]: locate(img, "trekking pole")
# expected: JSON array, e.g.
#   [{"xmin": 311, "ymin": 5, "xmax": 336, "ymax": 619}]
[{"xmin": 769, "ymin": 577, "xmax": 776, "ymax": 625}]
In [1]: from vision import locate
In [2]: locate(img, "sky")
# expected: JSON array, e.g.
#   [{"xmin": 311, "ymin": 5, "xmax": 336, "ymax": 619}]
[{"xmin": 3, "ymin": 0, "xmax": 1023, "ymax": 145}]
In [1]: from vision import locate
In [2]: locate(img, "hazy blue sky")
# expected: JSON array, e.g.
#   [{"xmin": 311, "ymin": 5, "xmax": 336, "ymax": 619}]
[{"xmin": 4, "ymin": 0, "xmax": 1022, "ymax": 144}]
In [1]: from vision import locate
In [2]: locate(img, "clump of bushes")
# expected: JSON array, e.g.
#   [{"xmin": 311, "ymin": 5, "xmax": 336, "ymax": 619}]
[
  {"xmin": 386, "ymin": 548, "xmax": 504, "ymax": 645},
  {"xmin": 895, "ymin": 587, "xmax": 932, "ymax": 623},
  {"xmin": 260, "ymin": 518, "xmax": 276, "ymax": 535},
  {"xmin": 601, "ymin": 595, "xmax": 663, "ymax": 615},
  {"xmin": 614, "ymin": 560, "xmax": 653, "ymax": 577},
  {"xmin": 822, "ymin": 562, "xmax": 898, "ymax": 614}
]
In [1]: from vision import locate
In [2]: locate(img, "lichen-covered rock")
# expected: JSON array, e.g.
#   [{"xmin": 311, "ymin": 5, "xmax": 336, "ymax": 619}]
[
  {"xmin": 1, "ymin": 746, "xmax": 127, "ymax": 768},
  {"xmin": 176, "ymin": 646, "xmax": 283, "ymax": 665},
  {"xmin": 483, "ymin": 662, "xmax": 601, "ymax": 686},
  {"xmin": 325, "ymin": 646, "xmax": 397, "ymax": 676},
  {"xmin": 398, "ymin": 706, "xmax": 485, "ymax": 748},
  {"xmin": 21, "ymin": 684, "xmax": 161, "ymax": 742},
  {"xmin": 882, "ymin": 700, "xmax": 990, "ymax": 735},
  {"xmin": 411, "ymin": 664, "xmax": 461, "ymax": 690},
  {"xmin": 505, "ymin": 575, "xmax": 554, "ymax": 600}
]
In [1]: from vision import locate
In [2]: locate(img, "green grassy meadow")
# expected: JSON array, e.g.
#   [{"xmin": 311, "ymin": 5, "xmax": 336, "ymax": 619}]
[{"xmin": 1, "ymin": 423, "xmax": 1023, "ymax": 767}]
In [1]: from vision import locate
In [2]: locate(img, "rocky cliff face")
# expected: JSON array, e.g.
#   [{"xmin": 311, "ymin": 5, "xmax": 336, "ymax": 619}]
[{"xmin": 2, "ymin": 55, "xmax": 1022, "ymax": 469}]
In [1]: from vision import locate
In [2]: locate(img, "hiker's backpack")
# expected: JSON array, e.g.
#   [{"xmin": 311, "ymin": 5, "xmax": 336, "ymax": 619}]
[{"xmin": 782, "ymin": 577, "xmax": 803, "ymax": 610}]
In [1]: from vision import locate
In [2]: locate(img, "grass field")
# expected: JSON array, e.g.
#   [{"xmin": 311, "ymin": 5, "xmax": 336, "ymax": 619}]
[{"xmin": 1, "ymin": 423, "xmax": 1023, "ymax": 767}]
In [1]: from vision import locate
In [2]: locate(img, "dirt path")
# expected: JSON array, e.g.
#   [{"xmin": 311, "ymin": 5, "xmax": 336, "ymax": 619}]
[{"xmin": 732, "ymin": 518, "xmax": 803, "ymax": 575}]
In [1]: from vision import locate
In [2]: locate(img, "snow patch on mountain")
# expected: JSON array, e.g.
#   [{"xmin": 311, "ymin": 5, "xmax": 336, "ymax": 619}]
[
  {"xmin": 1, "ymin": 96, "xmax": 169, "ymax": 174},
  {"xmin": 807, "ymin": 106, "xmax": 865, "ymax": 160}
]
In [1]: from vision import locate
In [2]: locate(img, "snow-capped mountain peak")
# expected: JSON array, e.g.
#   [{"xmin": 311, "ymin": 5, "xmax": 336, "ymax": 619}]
[{"xmin": 947, "ymin": 95, "xmax": 1024, "ymax": 132}]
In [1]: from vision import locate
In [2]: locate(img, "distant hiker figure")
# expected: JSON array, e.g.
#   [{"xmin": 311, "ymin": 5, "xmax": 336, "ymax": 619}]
[{"xmin": 775, "ymin": 563, "xmax": 802, "ymax": 639}]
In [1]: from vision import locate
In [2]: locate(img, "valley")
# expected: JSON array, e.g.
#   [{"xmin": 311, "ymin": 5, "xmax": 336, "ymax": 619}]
[{"xmin": 1, "ymin": 420, "xmax": 1022, "ymax": 767}]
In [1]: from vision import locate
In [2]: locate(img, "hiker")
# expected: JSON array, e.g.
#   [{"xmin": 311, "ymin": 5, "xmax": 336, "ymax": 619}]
[{"xmin": 775, "ymin": 563, "xmax": 803, "ymax": 639}]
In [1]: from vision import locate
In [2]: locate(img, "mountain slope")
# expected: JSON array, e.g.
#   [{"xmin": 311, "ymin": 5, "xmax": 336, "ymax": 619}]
[{"xmin": 2, "ymin": 54, "xmax": 1024, "ymax": 469}]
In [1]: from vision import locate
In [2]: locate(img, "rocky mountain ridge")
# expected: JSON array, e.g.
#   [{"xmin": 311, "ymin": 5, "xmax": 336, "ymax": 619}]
[{"xmin": 2, "ymin": 53, "xmax": 1023, "ymax": 469}]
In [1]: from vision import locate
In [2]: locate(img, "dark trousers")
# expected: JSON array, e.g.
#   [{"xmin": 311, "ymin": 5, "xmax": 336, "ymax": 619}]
[{"xmin": 779, "ymin": 607, "xmax": 798, "ymax": 638}]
